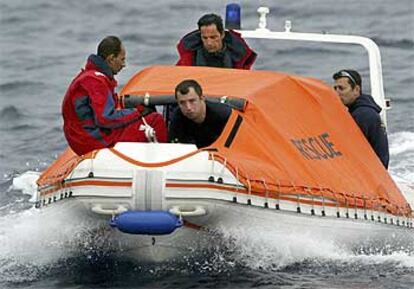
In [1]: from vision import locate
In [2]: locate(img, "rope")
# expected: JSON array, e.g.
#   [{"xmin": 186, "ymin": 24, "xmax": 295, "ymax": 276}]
[{"xmin": 139, "ymin": 116, "xmax": 157, "ymax": 142}]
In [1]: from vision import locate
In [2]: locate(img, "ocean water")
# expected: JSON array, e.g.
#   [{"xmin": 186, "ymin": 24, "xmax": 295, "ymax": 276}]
[{"xmin": 0, "ymin": 0, "xmax": 413, "ymax": 288}]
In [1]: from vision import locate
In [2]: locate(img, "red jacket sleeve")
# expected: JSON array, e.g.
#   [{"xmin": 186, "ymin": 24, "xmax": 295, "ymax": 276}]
[{"xmin": 80, "ymin": 75, "xmax": 142, "ymax": 129}]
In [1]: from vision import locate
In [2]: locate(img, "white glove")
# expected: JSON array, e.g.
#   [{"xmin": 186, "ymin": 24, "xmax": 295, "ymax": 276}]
[{"xmin": 139, "ymin": 117, "xmax": 157, "ymax": 142}]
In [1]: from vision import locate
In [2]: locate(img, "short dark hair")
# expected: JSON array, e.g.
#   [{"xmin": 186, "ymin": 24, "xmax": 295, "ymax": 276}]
[
  {"xmin": 333, "ymin": 69, "xmax": 362, "ymax": 89},
  {"xmin": 175, "ymin": 79, "xmax": 203, "ymax": 99},
  {"xmin": 97, "ymin": 36, "xmax": 122, "ymax": 59},
  {"xmin": 197, "ymin": 14, "xmax": 224, "ymax": 34}
]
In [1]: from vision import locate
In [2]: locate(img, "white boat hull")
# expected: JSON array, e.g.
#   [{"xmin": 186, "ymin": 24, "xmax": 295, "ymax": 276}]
[
  {"xmin": 37, "ymin": 194, "xmax": 412, "ymax": 262},
  {"xmin": 35, "ymin": 143, "xmax": 413, "ymax": 262}
]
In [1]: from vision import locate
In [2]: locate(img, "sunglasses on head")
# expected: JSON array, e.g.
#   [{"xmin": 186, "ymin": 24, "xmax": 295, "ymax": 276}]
[{"xmin": 333, "ymin": 70, "xmax": 358, "ymax": 86}]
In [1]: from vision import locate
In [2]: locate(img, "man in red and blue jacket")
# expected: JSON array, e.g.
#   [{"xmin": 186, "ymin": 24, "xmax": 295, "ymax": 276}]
[
  {"xmin": 176, "ymin": 14, "xmax": 257, "ymax": 69},
  {"xmin": 62, "ymin": 36, "xmax": 167, "ymax": 156}
]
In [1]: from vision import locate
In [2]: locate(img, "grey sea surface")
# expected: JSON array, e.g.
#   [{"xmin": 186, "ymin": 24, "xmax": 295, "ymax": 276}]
[{"xmin": 0, "ymin": 0, "xmax": 413, "ymax": 288}]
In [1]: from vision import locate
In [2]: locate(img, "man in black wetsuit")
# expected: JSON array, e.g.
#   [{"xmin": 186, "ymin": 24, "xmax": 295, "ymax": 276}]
[
  {"xmin": 333, "ymin": 69, "xmax": 389, "ymax": 168},
  {"xmin": 169, "ymin": 79, "xmax": 232, "ymax": 148}
]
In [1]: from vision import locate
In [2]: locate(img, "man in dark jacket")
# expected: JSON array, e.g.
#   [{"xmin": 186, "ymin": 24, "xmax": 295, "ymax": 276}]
[
  {"xmin": 169, "ymin": 79, "xmax": 232, "ymax": 148},
  {"xmin": 62, "ymin": 36, "xmax": 167, "ymax": 156},
  {"xmin": 333, "ymin": 69, "xmax": 389, "ymax": 168},
  {"xmin": 176, "ymin": 13, "xmax": 257, "ymax": 69}
]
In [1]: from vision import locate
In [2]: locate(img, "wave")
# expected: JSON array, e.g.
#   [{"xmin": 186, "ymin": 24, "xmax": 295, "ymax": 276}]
[
  {"xmin": 0, "ymin": 204, "xmax": 107, "ymax": 285},
  {"xmin": 0, "ymin": 80, "xmax": 46, "ymax": 92},
  {"xmin": 1, "ymin": 206, "xmax": 411, "ymax": 286},
  {"xmin": 0, "ymin": 124, "xmax": 39, "ymax": 132},
  {"xmin": 372, "ymin": 37, "xmax": 414, "ymax": 49},
  {"xmin": 0, "ymin": 106, "xmax": 23, "ymax": 120},
  {"xmin": 120, "ymin": 33, "xmax": 145, "ymax": 43},
  {"xmin": 0, "ymin": 16, "xmax": 22, "ymax": 25},
  {"xmin": 216, "ymin": 222, "xmax": 414, "ymax": 272},
  {"xmin": 389, "ymin": 131, "xmax": 414, "ymax": 155},
  {"xmin": 390, "ymin": 97, "xmax": 414, "ymax": 103},
  {"xmin": 389, "ymin": 132, "xmax": 414, "ymax": 183},
  {"xmin": 262, "ymin": 46, "xmax": 351, "ymax": 56},
  {"xmin": 10, "ymin": 171, "xmax": 39, "ymax": 202}
]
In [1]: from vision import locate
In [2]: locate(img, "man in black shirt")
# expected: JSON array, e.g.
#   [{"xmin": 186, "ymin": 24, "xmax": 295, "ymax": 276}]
[{"xmin": 169, "ymin": 79, "xmax": 232, "ymax": 148}]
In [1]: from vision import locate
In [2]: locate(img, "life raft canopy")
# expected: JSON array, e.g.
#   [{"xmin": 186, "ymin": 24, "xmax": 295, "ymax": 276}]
[{"xmin": 119, "ymin": 65, "xmax": 411, "ymax": 217}]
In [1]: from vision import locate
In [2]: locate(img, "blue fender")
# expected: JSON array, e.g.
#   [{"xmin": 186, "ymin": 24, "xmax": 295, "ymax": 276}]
[{"xmin": 109, "ymin": 210, "xmax": 183, "ymax": 235}]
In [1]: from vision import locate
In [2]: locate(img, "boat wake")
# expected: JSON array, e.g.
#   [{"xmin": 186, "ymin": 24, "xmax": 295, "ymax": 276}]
[
  {"xmin": 390, "ymin": 131, "xmax": 414, "ymax": 159},
  {"xmin": 215, "ymin": 222, "xmax": 414, "ymax": 272},
  {"xmin": 389, "ymin": 131, "xmax": 414, "ymax": 207},
  {"xmin": 0, "ymin": 173, "xmax": 111, "ymax": 283}
]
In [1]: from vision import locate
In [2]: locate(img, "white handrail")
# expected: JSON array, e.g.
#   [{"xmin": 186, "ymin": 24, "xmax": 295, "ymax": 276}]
[
  {"xmin": 91, "ymin": 204, "xmax": 128, "ymax": 215},
  {"xmin": 169, "ymin": 205, "xmax": 207, "ymax": 217},
  {"xmin": 237, "ymin": 7, "xmax": 388, "ymax": 127}
]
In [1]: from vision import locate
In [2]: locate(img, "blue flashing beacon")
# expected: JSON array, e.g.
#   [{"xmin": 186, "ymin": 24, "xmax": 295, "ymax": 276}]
[{"xmin": 225, "ymin": 3, "xmax": 241, "ymax": 29}]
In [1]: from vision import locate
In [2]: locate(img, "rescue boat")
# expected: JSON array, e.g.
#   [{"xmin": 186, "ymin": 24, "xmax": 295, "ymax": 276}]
[{"xmin": 35, "ymin": 7, "xmax": 413, "ymax": 261}]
